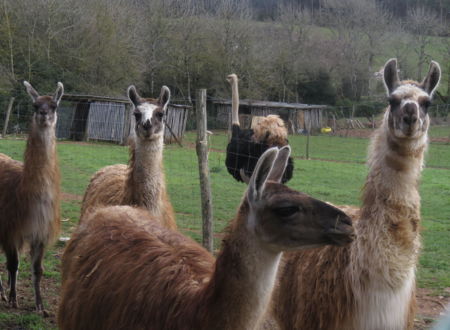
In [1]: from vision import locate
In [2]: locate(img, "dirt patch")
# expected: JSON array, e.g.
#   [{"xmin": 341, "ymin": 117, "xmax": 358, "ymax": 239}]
[
  {"xmin": 0, "ymin": 246, "xmax": 448, "ymax": 329},
  {"xmin": 415, "ymin": 288, "xmax": 450, "ymax": 329}
]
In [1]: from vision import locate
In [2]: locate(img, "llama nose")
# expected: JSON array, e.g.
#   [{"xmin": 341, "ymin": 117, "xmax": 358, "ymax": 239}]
[
  {"xmin": 39, "ymin": 109, "xmax": 48, "ymax": 116},
  {"xmin": 143, "ymin": 119, "xmax": 152, "ymax": 130},
  {"xmin": 403, "ymin": 104, "xmax": 418, "ymax": 126}
]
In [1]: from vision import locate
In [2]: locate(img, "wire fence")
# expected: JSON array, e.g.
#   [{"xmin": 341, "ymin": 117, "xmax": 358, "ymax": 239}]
[{"xmin": 0, "ymin": 97, "xmax": 449, "ymax": 250}]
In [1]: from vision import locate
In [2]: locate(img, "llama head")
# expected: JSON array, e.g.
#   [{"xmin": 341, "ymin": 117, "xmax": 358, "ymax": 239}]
[
  {"xmin": 383, "ymin": 58, "xmax": 441, "ymax": 140},
  {"xmin": 24, "ymin": 81, "xmax": 64, "ymax": 128},
  {"xmin": 127, "ymin": 85, "xmax": 170, "ymax": 141},
  {"xmin": 246, "ymin": 146, "xmax": 354, "ymax": 252}
]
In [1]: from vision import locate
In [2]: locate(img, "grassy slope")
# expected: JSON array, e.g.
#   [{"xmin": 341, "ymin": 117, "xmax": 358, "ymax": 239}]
[{"xmin": 0, "ymin": 130, "xmax": 448, "ymax": 328}]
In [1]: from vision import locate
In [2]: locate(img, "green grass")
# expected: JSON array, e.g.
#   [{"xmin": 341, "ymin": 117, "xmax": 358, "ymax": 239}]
[{"xmin": 0, "ymin": 131, "xmax": 449, "ymax": 328}]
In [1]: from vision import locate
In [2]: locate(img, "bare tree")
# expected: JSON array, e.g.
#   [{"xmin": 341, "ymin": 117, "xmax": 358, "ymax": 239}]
[{"xmin": 408, "ymin": 6, "xmax": 441, "ymax": 79}]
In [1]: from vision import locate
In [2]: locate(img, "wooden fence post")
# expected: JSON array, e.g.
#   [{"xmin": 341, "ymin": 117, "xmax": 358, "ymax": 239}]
[
  {"xmin": 195, "ymin": 89, "xmax": 213, "ymax": 252},
  {"xmin": 2, "ymin": 97, "xmax": 15, "ymax": 138},
  {"xmin": 306, "ymin": 117, "xmax": 311, "ymax": 160}
]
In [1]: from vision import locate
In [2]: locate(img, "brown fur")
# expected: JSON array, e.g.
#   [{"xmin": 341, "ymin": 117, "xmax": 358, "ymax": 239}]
[
  {"xmin": 273, "ymin": 60, "xmax": 439, "ymax": 330},
  {"xmin": 0, "ymin": 82, "xmax": 62, "ymax": 314},
  {"xmin": 59, "ymin": 147, "xmax": 354, "ymax": 330},
  {"xmin": 81, "ymin": 88, "xmax": 176, "ymax": 230}
]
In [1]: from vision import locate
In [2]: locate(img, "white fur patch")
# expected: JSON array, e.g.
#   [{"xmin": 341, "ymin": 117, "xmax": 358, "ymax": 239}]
[
  {"xmin": 354, "ymin": 268, "xmax": 415, "ymax": 330},
  {"xmin": 392, "ymin": 84, "xmax": 428, "ymax": 99},
  {"xmin": 138, "ymin": 103, "xmax": 158, "ymax": 123}
]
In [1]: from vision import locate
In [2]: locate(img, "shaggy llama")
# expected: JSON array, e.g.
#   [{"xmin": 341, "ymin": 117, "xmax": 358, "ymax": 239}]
[{"xmin": 273, "ymin": 59, "xmax": 441, "ymax": 330}]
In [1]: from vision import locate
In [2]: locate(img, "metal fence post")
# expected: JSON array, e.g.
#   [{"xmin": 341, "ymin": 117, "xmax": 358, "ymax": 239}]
[{"xmin": 195, "ymin": 89, "xmax": 213, "ymax": 252}]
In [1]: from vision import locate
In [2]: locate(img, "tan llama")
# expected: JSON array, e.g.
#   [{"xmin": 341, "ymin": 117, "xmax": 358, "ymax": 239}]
[
  {"xmin": 80, "ymin": 85, "xmax": 176, "ymax": 229},
  {"xmin": 58, "ymin": 146, "xmax": 354, "ymax": 330},
  {"xmin": 0, "ymin": 81, "xmax": 63, "ymax": 316},
  {"xmin": 272, "ymin": 59, "xmax": 441, "ymax": 330}
]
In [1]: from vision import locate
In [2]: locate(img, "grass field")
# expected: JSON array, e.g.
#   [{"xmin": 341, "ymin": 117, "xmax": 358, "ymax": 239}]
[{"xmin": 0, "ymin": 128, "xmax": 449, "ymax": 329}]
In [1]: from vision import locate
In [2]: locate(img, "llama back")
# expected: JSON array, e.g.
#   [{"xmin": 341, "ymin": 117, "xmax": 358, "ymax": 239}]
[
  {"xmin": 59, "ymin": 206, "xmax": 214, "ymax": 330},
  {"xmin": 0, "ymin": 157, "xmax": 26, "ymax": 249},
  {"xmin": 80, "ymin": 164, "xmax": 176, "ymax": 229},
  {"xmin": 80, "ymin": 164, "xmax": 128, "ymax": 218}
]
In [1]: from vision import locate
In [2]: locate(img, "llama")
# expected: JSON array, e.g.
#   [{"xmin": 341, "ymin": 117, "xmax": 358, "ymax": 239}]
[
  {"xmin": 58, "ymin": 146, "xmax": 354, "ymax": 330},
  {"xmin": 0, "ymin": 81, "xmax": 63, "ymax": 316},
  {"xmin": 225, "ymin": 73, "xmax": 294, "ymax": 183},
  {"xmin": 272, "ymin": 59, "xmax": 441, "ymax": 330},
  {"xmin": 80, "ymin": 85, "xmax": 176, "ymax": 229}
]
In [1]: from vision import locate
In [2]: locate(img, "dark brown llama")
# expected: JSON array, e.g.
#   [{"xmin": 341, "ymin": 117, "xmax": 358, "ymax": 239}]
[
  {"xmin": 58, "ymin": 146, "xmax": 354, "ymax": 330},
  {"xmin": 0, "ymin": 81, "xmax": 63, "ymax": 316}
]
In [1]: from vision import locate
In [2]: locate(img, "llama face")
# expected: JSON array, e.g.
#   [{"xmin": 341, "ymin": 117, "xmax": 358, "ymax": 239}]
[
  {"xmin": 387, "ymin": 84, "xmax": 431, "ymax": 139},
  {"xmin": 24, "ymin": 81, "xmax": 64, "ymax": 129},
  {"xmin": 250, "ymin": 184, "xmax": 354, "ymax": 250},
  {"xmin": 32, "ymin": 96, "xmax": 59, "ymax": 128},
  {"xmin": 383, "ymin": 59, "xmax": 440, "ymax": 140},
  {"xmin": 128, "ymin": 85, "xmax": 171, "ymax": 141},
  {"xmin": 246, "ymin": 147, "xmax": 354, "ymax": 252},
  {"xmin": 133, "ymin": 102, "xmax": 165, "ymax": 140}
]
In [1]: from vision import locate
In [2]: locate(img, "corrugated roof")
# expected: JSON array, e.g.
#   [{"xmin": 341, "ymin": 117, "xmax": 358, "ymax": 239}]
[
  {"xmin": 211, "ymin": 98, "xmax": 327, "ymax": 110},
  {"xmin": 62, "ymin": 94, "xmax": 191, "ymax": 108}
]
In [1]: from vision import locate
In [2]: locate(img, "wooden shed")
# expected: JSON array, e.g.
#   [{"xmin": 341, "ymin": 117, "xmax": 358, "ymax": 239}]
[
  {"xmin": 57, "ymin": 94, "xmax": 190, "ymax": 144},
  {"xmin": 211, "ymin": 99, "xmax": 327, "ymax": 134}
]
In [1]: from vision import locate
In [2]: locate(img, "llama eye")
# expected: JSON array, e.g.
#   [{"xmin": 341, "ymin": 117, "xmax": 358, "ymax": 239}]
[
  {"xmin": 421, "ymin": 100, "xmax": 431, "ymax": 109},
  {"xmin": 388, "ymin": 97, "xmax": 400, "ymax": 108},
  {"xmin": 134, "ymin": 111, "xmax": 142, "ymax": 121},
  {"xmin": 156, "ymin": 112, "xmax": 164, "ymax": 119},
  {"xmin": 274, "ymin": 206, "xmax": 300, "ymax": 217}
]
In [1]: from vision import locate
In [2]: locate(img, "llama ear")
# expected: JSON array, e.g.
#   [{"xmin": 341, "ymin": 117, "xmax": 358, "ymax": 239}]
[
  {"xmin": 421, "ymin": 61, "xmax": 441, "ymax": 96},
  {"xmin": 23, "ymin": 81, "xmax": 39, "ymax": 102},
  {"xmin": 247, "ymin": 147, "xmax": 278, "ymax": 203},
  {"xmin": 266, "ymin": 146, "xmax": 291, "ymax": 183},
  {"xmin": 158, "ymin": 86, "xmax": 170, "ymax": 110},
  {"xmin": 127, "ymin": 85, "xmax": 141, "ymax": 107},
  {"xmin": 53, "ymin": 82, "xmax": 64, "ymax": 105},
  {"xmin": 383, "ymin": 58, "xmax": 400, "ymax": 95}
]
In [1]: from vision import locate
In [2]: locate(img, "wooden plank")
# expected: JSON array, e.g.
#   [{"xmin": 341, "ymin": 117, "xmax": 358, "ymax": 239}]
[
  {"xmin": 2, "ymin": 97, "xmax": 15, "ymax": 137},
  {"xmin": 195, "ymin": 89, "xmax": 213, "ymax": 253}
]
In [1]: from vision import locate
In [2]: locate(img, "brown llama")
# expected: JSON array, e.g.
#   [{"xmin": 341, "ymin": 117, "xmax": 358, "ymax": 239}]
[
  {"xmin": 0, "ymin": 81, "xmax": 63, "ymax": 316},
  {"xmin": 58, "ymin": 146, "xmax": 355, "ymax": 330},
  {"xmin": 272, "ymin": 59, "xmax": 441, "ymax": 330},
  {"xmin": 80, "ymin": 85, "xmax": 176, "ymax": 229}
]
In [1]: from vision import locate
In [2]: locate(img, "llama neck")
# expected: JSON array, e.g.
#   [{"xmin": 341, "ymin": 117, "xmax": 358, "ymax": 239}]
[
  {"xmin": 199, "ymin": 202, "xmax": 281, "ymax": 330},
  {"xmin": 128, "ymin": 137, "xmax": 165, "ymax": 213},
  {"xmin": 22, "ymin": 123, "xmax": 58, "ymax": 192},
  {"xmin": 354, "ymin": 114, "xmax": 427, "ymax": 283},
  {"xmin": 363, "ymin": 117, "xmax": 427, "ymax": 216},
  {"xmin": 231, "ymin": 79, "xmax": 240, "ymax": 126}
]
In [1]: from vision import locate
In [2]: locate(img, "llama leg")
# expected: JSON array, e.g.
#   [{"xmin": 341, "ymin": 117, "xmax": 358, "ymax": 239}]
[
  {"xmin": 30, "ymin": 242, "xmax": 48, "ymax": 316},
  {"xmin": 6, "ymin": 249, "xmax": 19, "ymax": 308}
]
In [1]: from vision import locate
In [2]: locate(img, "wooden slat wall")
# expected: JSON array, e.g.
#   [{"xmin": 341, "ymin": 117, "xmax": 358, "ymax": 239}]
[
  {"xmin": 87, "ymin": 102, "xmax": 126, "ymax": 143},
  {"xmin": 164, "ymin": 105, "xmax": 189, "ymax": 144}
]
